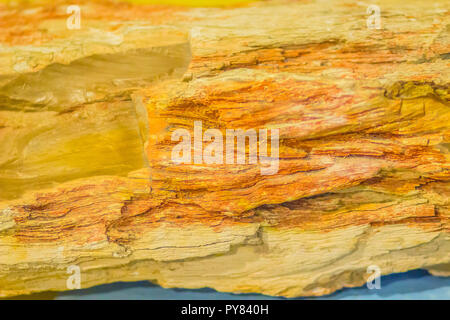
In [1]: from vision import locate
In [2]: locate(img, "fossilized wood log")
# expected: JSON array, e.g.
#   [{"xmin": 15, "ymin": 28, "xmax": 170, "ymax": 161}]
[{"xmin": 0, "ymin": 0, "xmax": 449, "ymax": 297}]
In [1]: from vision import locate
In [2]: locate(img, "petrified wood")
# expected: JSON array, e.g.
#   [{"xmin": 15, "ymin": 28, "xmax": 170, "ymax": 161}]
[{"xmin": 0, "ymin": 0, "xmax": 448, "ymax": 297}]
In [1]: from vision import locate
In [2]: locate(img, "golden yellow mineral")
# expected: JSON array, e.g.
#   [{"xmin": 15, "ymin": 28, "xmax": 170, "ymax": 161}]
[{"xmin": 0, "ymin": 0, "xmax": 448, "ymax": 298}]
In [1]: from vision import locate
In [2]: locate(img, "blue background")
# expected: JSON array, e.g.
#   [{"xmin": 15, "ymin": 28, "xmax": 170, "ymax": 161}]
[{"xmin": 56, "ymin": 269, "xmax": 450, "ymax": 300}]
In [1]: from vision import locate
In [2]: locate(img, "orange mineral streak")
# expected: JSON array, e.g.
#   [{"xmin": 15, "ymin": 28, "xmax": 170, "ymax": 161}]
[
  {"xmin": 0, "ymin": 0, "xmax": 187, "ymax": 46},
  {"xmin": 0, "ymin": 0, "xmax": 449, "ymax": 298}
]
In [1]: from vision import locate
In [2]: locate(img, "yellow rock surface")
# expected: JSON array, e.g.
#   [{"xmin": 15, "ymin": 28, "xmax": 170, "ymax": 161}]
[{"xmin": 0, "ymin": 0, "xmax": 448, "ymax": 297}]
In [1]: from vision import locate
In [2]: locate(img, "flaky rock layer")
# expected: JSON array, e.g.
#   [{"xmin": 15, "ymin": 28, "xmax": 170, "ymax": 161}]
[{"xmin": 0, "ymin": 0, "xmax": 448, "ymax": 297}]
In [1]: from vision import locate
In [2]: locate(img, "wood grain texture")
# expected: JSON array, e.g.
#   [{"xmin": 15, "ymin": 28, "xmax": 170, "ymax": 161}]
[{"xmin": 0, "ymin": 0, "xmax": 448, "ymax": 297}]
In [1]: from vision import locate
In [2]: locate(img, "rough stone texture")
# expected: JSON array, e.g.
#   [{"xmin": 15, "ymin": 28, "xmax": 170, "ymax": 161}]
[{"xmin": 0, "ymin": 0, "xmax": 448, "ymax": 297}]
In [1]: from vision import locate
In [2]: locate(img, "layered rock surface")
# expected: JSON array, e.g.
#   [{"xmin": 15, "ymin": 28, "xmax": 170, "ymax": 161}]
[{"xmin": 0, "ymin": 0, "xmax": 448, "ymax": 297}]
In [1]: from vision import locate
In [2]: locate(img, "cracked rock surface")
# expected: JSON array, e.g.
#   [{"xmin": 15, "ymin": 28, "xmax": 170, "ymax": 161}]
[{"xmin": 0, "ymin": 0, "xmax": 448, "ymax": 297}]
